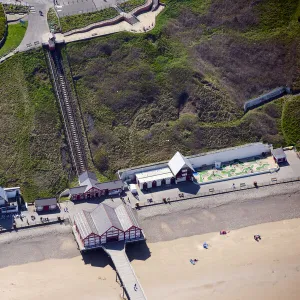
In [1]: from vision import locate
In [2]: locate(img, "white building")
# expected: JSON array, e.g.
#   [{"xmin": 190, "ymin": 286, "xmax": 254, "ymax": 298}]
[
  {"xmin": 135, "ymin": 152, "xmax": 195, "ymax": 190},
  {"xmin": 118, "ymin": 143, "xmax": 271, "ymax": 183}
]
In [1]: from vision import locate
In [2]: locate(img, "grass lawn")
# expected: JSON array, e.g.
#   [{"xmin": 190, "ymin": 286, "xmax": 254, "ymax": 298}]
[
  {"xmin": 0, "ymin": 22, "xmax": 27, "ymax": 57},
  {"xmin": 0, "ymin": 50, "xmax": 70, "ymax": 202},
  {"xmin": 119, "ymin": 0, "xmax": 146, "ymax": 13},
  {"xmin": 60, "ymin": 7, "xmax": 118, "ymax": 33},
  {"xmin": 66, "ymin": 0, "xmax": 300, "ymax": 179}
]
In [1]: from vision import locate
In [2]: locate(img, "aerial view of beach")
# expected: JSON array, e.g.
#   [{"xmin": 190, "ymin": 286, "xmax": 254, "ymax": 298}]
[{"xmin": 1, "ymin": 0, "xmax": 300, "ymax": 299}]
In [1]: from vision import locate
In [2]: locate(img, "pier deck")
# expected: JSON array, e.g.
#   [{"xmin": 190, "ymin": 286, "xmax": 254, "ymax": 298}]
[{"xmin": 104, "ymin": 242, "xmax": 147, "ymax": 300}]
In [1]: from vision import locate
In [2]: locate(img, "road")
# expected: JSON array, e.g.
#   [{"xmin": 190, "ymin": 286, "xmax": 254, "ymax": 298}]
[
  {"xmin": 137, "ymin": 181, "xmax": 300, "ymax": 242},
  {"xmin": 0, "ymin": 0, "xmax": 52, "ymax": 51}
]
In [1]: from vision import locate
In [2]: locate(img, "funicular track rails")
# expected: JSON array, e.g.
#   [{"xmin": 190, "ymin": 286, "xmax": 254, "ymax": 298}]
[{"xmin": 45, "ymin": 47, "xmax": 87, "ymax": 175}]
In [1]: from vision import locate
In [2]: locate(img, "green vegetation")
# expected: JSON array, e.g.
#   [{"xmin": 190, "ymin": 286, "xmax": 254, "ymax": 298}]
[
  {"xmin": 119, "ymin": 0, "xmax": 146, "ymax": 13},
  {"xmin": 67, "ymin": 0, "xmax": 300, "ymax": 178},
  {"xmin": 282, "ymin": 96, "xmax": 300, "ymax": 148},
  {"xmin": 0, "ymin": 4, "xmax": 6, "ymax": 41},
  {"xmin": 0, "ymin": 22, "xmax": 27, "ymax": 57},
  {"xmin": 0, "ymin": 50, "xmax": 70, "ymax": 202},
  {"xmin": 47, "ymin": 8, "xmax": 60, "ymax": 33},
  {"xmin": 59, "ymin": 7, "xmax": 119, "ymax": 33},
  {"xmin": 3, "ymin": 4, "xmax": 29, "ymax": 14}
]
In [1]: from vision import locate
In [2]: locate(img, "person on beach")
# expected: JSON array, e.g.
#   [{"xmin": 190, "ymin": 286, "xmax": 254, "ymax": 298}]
[
  {"xmin": 254, "ymin": 235, "xmax": 261, "ymax": 242},
  {"xmin": 220, "ymin": 230, "xmax": 229, "ymax": 235},
  {"xmin": 203, "ymin": 242, "xmax": 208, "ymax": 249},
  {"xmin": 134, "ymin": 284, "xmax": 137, "ymax": 291}
]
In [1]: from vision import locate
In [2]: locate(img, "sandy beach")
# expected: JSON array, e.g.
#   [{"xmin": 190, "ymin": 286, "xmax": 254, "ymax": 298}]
[
  {"xmin": 1, "ymin": 219, "xmax": 300, "ymax": 299},
  {"xmin": 133, "ymin": 218, "xmax": 300, "ymax": 300}
]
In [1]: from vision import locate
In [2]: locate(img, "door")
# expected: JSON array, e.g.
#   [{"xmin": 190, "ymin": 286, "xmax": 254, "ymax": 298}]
[
  {"xmin": 106, "ymin": 235, "xmax": 119, "ymax": 242},
  {"xmin": 171, "ymin": 177, "xmax": 176, "ymax": 184},
  {"xmin": 143, "ymin": 182, "xmax": 148, "ymax": 190},
  {"xmin": 152, "ymin": 180, "xmax": 157, "ymax": 188},
  {"xmin": 44, "ymin": 205, "xmax": 49, "ymax": 211},
  {"xmin": 161, "ymin": 179, "xmax": 166, "ymax": 185}
]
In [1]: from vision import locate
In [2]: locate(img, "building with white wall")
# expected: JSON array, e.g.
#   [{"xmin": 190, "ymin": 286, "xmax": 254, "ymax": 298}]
[
  {"xmin": 118, "ymin": 143, "xmax": 271, "ymax": 185},
  {"xmin": 135, "ymin": 152, "xmax": 195, "ymax": 189}
]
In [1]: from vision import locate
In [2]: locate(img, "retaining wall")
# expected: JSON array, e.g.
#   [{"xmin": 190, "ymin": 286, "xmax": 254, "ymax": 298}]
[
  {"xmin": 64, "ymin": 0, "xmax": 155, "ymax": 36},
  {"xmin": 188, "ymin": 143, "xmax": 271, "ymax": 169},
  {"xmin": 119, "ymin": 143, "xmax": 271, "ymax": 181},
  {"xmin": 244, "ymin": 86, "xmax": 290, "ymax": 112}
]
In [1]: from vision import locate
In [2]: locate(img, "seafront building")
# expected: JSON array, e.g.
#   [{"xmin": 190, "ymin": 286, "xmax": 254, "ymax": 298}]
[
  {"xmin": 73, "ymin": 202, "xmax": 143, "ymax": 248},
  {"xmin": 68, "ymin": 171, "xmax": 123, "ymax": 201}
]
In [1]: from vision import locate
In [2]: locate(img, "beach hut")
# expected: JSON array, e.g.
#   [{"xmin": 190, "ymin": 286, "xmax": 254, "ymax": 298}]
[
  {"xmin": 168, "ymin": 151, "xmax": 195, "ymax": 182},
  {"xmin": 35, "ymin": 198, "xmax": 58, "ymax": 212},
  {"xmin": 74, "ymin": 202, "xmax": 142, "ymax": 248},
  {"xmin": 136, "ymin": 167, "xmax": 174, "ymax": 189}
]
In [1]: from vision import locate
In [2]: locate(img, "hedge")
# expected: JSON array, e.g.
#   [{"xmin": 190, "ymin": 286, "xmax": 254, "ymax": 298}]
[{"xmin": 0, "ymin": 4, "xmax": 6, "ymax": 42}]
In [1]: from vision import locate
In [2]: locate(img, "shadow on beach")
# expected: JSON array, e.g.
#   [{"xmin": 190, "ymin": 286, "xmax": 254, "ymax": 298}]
[
  {"xmin": 81, "ymin": 248, "xmax": 114, "ymax": 269},
  {"xmin": 126, "ymin": 240, "xmax": 151, "ymax": 262}
]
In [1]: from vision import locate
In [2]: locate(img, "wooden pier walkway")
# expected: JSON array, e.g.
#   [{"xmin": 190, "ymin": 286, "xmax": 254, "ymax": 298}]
[{"xmin": 103, "ymin": 242, "xmax": 147, "ymax": 300}]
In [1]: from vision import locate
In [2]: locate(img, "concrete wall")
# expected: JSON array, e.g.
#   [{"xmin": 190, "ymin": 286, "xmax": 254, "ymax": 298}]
[
  {"xmin": 119, "ymin": 143, "xmax": 271, "ymax": 181},
  {"xmin": 119, "ymin": 162, "xmax": 168, "ymax": 181},
  {"xmin": 244, "ymin": 87, "xmax": 289, "ymax": 112},
  {"xmin": 188, "ymin": 143, "xmax": 271, "ymax": 169}
]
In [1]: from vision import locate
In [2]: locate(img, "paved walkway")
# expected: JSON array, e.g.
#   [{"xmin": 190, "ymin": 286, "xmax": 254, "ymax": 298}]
[
  {"xmin": 104, "ymin": 242, "xmax": 147, "ymax": 300},
  {"xmin": 63, "ymin": 5, "xmax": 164, "ymax": 43}
]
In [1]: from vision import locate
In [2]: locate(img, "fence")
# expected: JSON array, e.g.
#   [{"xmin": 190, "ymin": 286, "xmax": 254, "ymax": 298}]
[
  {"xmin": 0, "ymin": 215, "xmax": 67, "ymax": 233},
  {"xmin": 137, "ymin": 176, "xmax": 300, "ymax": 209}
]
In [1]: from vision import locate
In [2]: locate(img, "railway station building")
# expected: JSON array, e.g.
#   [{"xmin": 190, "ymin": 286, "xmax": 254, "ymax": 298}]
[
  {"xmin": 73, "ymin": 202, "xmax": 142, "ymax": 248},
  {"xmin": 69, "ymin": 171, "xmax": 123, "ymax": 201}
]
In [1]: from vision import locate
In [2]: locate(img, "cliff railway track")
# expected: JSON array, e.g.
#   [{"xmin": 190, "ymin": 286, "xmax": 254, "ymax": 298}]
[{"xmin": 45, "ymin": 46, "xmax": 87, "ymax": 175}]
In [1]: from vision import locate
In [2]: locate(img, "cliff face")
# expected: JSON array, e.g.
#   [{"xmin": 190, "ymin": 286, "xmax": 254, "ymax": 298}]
[{"xmin": 65, "ymin": 0, "xmax": 300, "ymax": 177}]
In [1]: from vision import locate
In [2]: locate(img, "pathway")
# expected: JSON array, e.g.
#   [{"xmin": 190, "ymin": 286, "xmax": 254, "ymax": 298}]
[
  {"xmin": 63, "ymin": 5, "xmax": 164, "ymax": 43},
  {"xmin": 103, "ymin": 242, "xmax": 147, "ymax": 300},
  {"xmin": 17, "ymin": 3, "xmax": 50, "ymax": 51}
]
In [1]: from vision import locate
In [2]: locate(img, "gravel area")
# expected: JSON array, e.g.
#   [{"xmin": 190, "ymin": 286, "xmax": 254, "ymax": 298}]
[
  {"xmin": 137, "ymin": 182, "xmax": 300, "ymax": 242},
  {"xmin": 0, "ymin": 224, "xmax": 79, "ymax": 269}
]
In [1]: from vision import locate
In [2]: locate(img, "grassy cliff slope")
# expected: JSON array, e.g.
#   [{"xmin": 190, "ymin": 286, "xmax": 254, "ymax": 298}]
[
  {"xmin": 67, "ymin": 0, "xmax": 300, "ymax": 179},
  {"xmin": 0, "ymin": 50, "xmax": 70, "ymax": 201}
]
